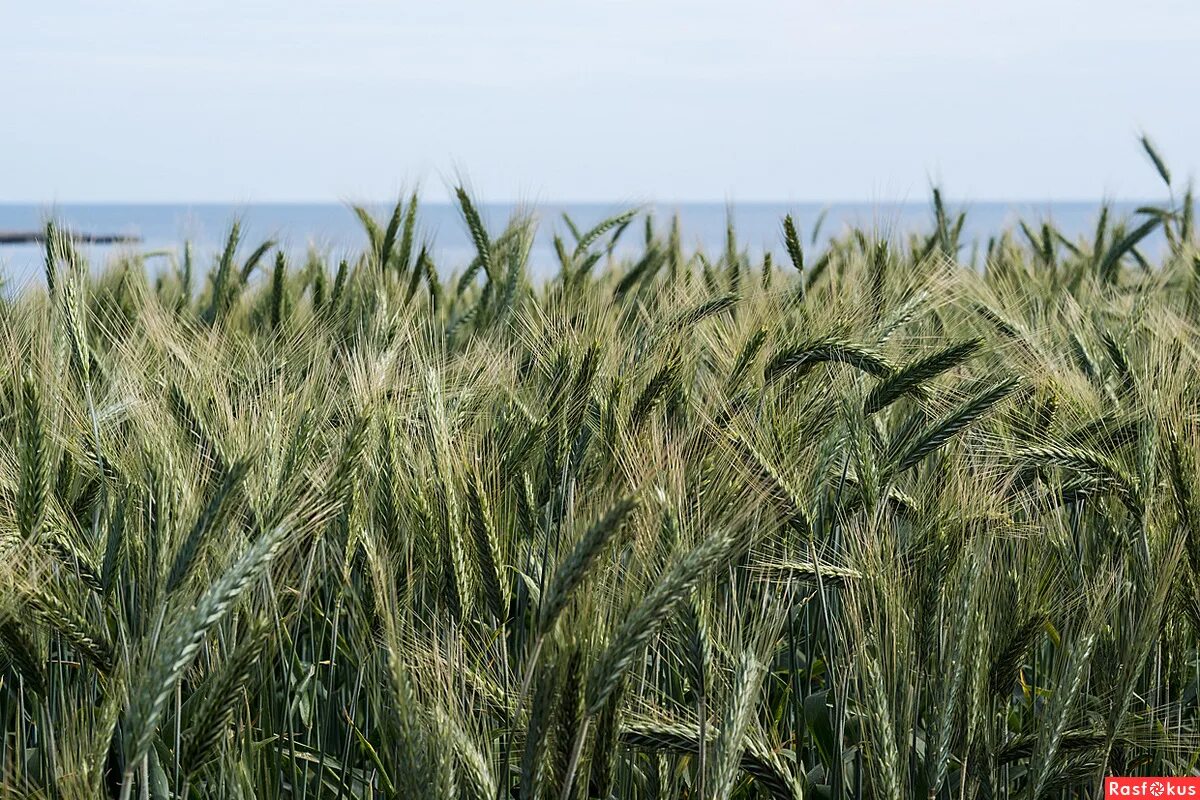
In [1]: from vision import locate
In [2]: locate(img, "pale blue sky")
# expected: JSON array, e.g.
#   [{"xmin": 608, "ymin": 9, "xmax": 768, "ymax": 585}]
[{"xmin": 3, "ymin": 1, "xmax": 1197, "ymax": 202}]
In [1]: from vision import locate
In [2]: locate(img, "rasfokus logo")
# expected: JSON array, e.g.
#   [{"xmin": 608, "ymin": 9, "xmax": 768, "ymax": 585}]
[{"xmin": 1107, "ymin": 778, "xmax": 1200, "ymax": 798}]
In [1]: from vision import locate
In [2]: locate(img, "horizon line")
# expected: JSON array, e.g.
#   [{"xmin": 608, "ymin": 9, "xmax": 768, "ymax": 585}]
[{"xmin": 0, "ymin": 196, "xmax": 1171, "ymax": 207}]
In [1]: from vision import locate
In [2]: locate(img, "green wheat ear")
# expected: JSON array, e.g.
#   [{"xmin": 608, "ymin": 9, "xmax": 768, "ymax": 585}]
[
  {"xmin": 396, "ymin": 191, "xmax": 420, "ymax": 279},
  {"xmin": 456, "ymin": 186, "xmax": 494, "ymax": 282},
  {"xmin": 707, "ymin": 652, "xmax": 767, "ymax": 800},
  {"xmin": 124, "ymin": 524, "xmax": 288, "ymax": 772},
  {"xmin": 179, "ymin": 621, "xmax": 270, "ymax": 774},
  {"xmin": 586, "ymin": 527, "xmax": 743, "ymax": 716},
  {"xmin": 890, "ymin": 377, "xmax": 1018, "ymax": 473},
  {"xmin": 0, "ymin": 615, "xmax": 45, "ymax": 696},
  {"xmin": 27, "ymin": 589, "xmax": 112, "ymax": 673},
  {"xmin": 17, "ymin": 373, "xmax": 48, "ymax": 541},
  {"xmin": 1140, "ymin": 132, "xmax": 1172, "ymax": 187},
  {"xmin": 467, "ymin": 471, "xmax": 507, "ymax": 622},
  {"xmin": 538, "ymin": 497, "xmax": 637, "ymax": 636},
  {"xmin": 573, "ymin": 208, "xmax": 639, "ymax": 260},
  {"xmin": 269, "ymin": 250, "xmax": 287, "ymax": 329},
  {"xmin": 864, "ymin": 339, "xmax": 981, "ymax": 416},
  {"xmin": 203, "ymin": 220, "xmax": 242, "ymax": 323},
  {"xmin": 628, "ymin": 362, "xmax": 680, "ymax": 432},
  {"xmin": 782, "ymin": 214, "xmax": 804, "ymax": 274}
]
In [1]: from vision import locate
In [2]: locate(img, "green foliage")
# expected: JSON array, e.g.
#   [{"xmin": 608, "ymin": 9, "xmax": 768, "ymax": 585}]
[{"xmin": 1, "ymin": 155, "xmax": 1199, "ymax": 799}]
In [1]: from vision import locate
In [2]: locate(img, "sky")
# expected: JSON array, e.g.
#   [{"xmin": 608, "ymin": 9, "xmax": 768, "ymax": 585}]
[{"xmin": 2, "ymin": 0, "xmax": 1198, "ymax": 203}]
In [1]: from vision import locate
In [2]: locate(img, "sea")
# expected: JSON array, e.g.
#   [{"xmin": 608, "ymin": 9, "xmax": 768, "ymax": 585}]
[{"xmin": 0, "ymin": 201, "xmax": 1160, "ymax": 286}]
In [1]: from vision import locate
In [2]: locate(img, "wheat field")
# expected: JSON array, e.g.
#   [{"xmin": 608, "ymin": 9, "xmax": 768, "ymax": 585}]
[{"xmin": 1, "ymin": 144, "xmax": 1199, "ymax": 799}]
